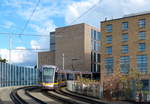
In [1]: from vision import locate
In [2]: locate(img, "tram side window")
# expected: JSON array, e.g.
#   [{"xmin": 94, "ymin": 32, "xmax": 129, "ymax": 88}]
[
  {"xmin": 38, "ymin": 71, "xmax": 42, "ymax": 82},
  {"xmin": 62, "ymin": 73, "xmax": 66, "ymax": 81},
  {"xmin": 82, "ymin": 74, "xmax": 91, "ymax": 79},
  {"xmin": 67, "ymin": 73, "xmax": 74, "ymax": 80},
  {"xmin": 54, "ymin": 73, "xmax": 58, "ymax": 82}
]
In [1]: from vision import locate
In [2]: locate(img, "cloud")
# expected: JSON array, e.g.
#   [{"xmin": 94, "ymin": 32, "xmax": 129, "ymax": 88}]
[
  {"xmin": 0, "ymin": 47, "xmax": 36, "ymax": 65},
  {"xmin": 0, "ymin": 0, "xmax": 57, "ymax": 66},
  {"xmin": 64, "ymin": 0, "xmax": 150, "ymax": 27},
  {"xmin": 65, "ymin": 0, "xmax": 100, "ymax": 25},
  {"xmin": 3, "ymin": 21, "xmax": 15, "ymax": 29},
  {"xmin": 2, "ymin": 0, "xmax": 150, "ymax": 66},
  {"xmin": 30, "ymin": 40, "xmax": 41, "ymax": 49},
  {"xmin": 29, "ymin": 20, "xmax": 56, "ymax": 49}
]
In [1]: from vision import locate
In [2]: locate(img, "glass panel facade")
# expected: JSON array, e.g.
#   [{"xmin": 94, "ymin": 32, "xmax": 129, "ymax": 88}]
[
  {"xmin": 120, "ymin": 56, "xmax": 130, "ymax": 74},
  {"xmin": 121, "ymin": 45, "xmax": 128, "ymax": 54},
  {"xmin": 137, "ymin": 55, "xmax": 147, "ymax": 73},
  {"xmin": 95, "ymin": 42, "xmax": 100, "ymax": 51},
  {"xmin": 94, "ymin": 30, "xmax": 97, "ymax": 40},
  {"xmin": 122, "ymin": 22, "xmax": 128, "ymax": 30},
  {"xmin": 106, "ymin": 24, "xmax": 112, "ymax": 32},
  {"xmin": 106, "ymin": 35, "xmax": 112, "ymax": 44},
  {"xmin": 97, "ymin": 32, "xmax": 101, "ymax": 41},
  {"xmin": 106, "ymin": 46, "xmax": 112, "ymax": 54},
  {"xmin": 105, "ymin": 57, "xmax": 113, "ymax": 74},
  {"xmin": 138, "ymin": 19, "xmax": 146, "ymax": 28},
  {"xmin": 141, "ymin": 80, "xmax": 149, "ymax": 91},
  {"xmin": 138, "ymin": 43, "xmax": 146, "ymax": 51},
  {"xmin": 91, "ymin": 29, "xmax": 101, "ymax": 52},
  {"xmin": 91, "ymin": 52, "xmax": 100, "ymax": 73},
  {"xmin": 122, "ymin": 33, "xmax": 128, "ymax": 42},
  {"xmin": 50, "ymin": 32, "xmax": 55, "ymax": 51},
  {"xmin": 0, "ymin": 62, "xmax": 38, "ymax": 87},
  {"xmin": 91, "ymin": 29, "xmax": 101, "ymax": 74},
  {"xmin": 91, "ymin": 29, "xmax": 94, "ymax": 39},
  {"xmin": 91, "ymin": 29, "xmax": 101, "ymax": 41},
  {"xmin": 138, "ymin": 31, "xmax": 146, "ymax": 40}
]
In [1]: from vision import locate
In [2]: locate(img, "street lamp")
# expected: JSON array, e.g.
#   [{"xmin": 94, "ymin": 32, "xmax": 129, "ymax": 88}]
[{"xmin": 71, "ymin": 58, "xmax": 80, "ymax": 71}]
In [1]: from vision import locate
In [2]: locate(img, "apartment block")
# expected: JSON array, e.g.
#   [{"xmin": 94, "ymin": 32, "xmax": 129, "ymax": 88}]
[
  {"xmin": 101, "ymin": 13, "xmax": 150, "ymax": 88},
  {"xmin": 38, "ymin": 23, "xmax": 101, "ymax": 79}
]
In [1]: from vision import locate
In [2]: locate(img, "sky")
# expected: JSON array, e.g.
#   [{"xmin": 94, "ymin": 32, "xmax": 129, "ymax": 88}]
[{"xmin": 0, "ymin": 0, "xmax": 150, "ymax": 66}]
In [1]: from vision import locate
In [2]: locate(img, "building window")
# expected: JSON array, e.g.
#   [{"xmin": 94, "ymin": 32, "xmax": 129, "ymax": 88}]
[
  {"xmin": 106, "ymin": 24, "xmax": 112, "ymax": 32},
  {"xmin": 106, "ymin": 46, "xmax": 112, "ymax": 54},
  {"xmin": 121, "ymin": 45, "xmax": 128, "ymax": 54},
  {"xmin": 92, "ymin": 41, "xmax": 100, "ymax": 51},
  {"xmin": 106, "ymin": 35, "xmax": 112, "ymax": 44},
  {"xmin": 97, "ymin": 64, "xmax": 100, "ymax": 73},
  {"xmin": 138, "ymin": 43, "xmax": 146, "ymax": 51},
  {"xmin": 97, "ymin": 32, "xmax": 101, "ymax": 41},
  {"xmin": 122, "ymin": 33, "xmax": 128, "ymax": 42},
  {"xmin": 96, "ymin": 42, "xmax": 100, "ymax": 51},
  {"xmin": 50, "ymin": 43, "xmax": 55, "ymax": 51},
  {"xmin": 138, "ymin": 31, "xmax": 146, "ymax": 40},
  {"xmin": 122, "ymin": 22, "xmax": 128, "ymax": 30},
  {"xmin": 120, "ymin": 56, "xmax": 130, "ymax": 74},
  {"xmin": 50, "ymin": 33, "xmax": 55, "ymax": 51},
  {"xmin": 137, "ymin": 55, "xmax": 147, "ymax": 73},
  {"xmin": 95, "ymin": 53, "xmax": 100, "ymax": 63},
  {"xmin": 138, "ymin": 19, "xmax": 146, "ymax": 28},
  {"xmin": 94, "ymin": 30, "xmax": 97, "ymax": 40},
  {"xmin": 91, "ymin": 29, "xmax": 94, "ymax": 39},
  {"xmin": 141, "ymin": 80, "xmax": 149, "ymax": 91},
  {"xmin": 105, "ymin": 57, "xmax": 113, "ymax": 74}
]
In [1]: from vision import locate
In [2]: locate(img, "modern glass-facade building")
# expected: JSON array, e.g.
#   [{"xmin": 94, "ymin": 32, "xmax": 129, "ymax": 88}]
[
  {"xmin": 39, "ymin": 23, "xmax": 101, "ymax": 80},
  {"xmin": 91, "ymin": 29, "xmax": 101, "ymax": 79}
]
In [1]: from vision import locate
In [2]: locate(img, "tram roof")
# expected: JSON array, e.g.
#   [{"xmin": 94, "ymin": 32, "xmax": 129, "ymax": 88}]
[
  {"xmin": 58, "ymin": 69, "xmax": 92, "ymax": 74},
  {"xmin": 41, "ymin": 65, "xmax": 57, "ymax": 69}
]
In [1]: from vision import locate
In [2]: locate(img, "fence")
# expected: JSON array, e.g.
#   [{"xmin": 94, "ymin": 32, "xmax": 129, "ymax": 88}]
[
  {"xmin": 0, "ymin": 62, "xmax": 38, "ymax": 87},
  {"xmin": 67, "ymin": 81, "xmax": 103, "ymax": 98}
]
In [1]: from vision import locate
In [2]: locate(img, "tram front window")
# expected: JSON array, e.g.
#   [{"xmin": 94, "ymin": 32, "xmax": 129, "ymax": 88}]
[{"xmin": 43, "ymin": 68, "xmax": 55, "ymax": 83}]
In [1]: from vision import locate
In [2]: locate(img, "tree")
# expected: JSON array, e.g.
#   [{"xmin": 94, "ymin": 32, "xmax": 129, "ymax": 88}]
[
  {"xmin": 0, "ymin": 57, "xmax": 7, "ymax": 63},
  {"xmin": 103, "ymin": 68, "xmax": 143, "ymax": 100}
]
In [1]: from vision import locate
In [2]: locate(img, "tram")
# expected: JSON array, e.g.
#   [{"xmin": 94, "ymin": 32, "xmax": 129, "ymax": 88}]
[{"xmin": 38, "ymin": 65, "xmax": 92, "ymax": 90}]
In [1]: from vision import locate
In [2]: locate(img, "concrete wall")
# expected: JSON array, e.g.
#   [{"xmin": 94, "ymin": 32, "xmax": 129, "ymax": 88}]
[
  {"xmin": 38, "ymin": 51, "xmax": 55, "ymax": 68},
  {"xmin": 38, "ymin": 23, "xmax": 100, "ymax": 74},
  {"xmin": 55, "ymin": 23, "xmax": 100, "ymax": 72},
  {"xmin": 55, "ymin": 23, "xmax": 85, "ymax": 71}
]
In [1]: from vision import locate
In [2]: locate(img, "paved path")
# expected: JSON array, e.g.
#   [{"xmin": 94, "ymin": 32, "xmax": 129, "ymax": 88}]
[
  {"xmin": 107, "ymin": 101, "xmax": 133, "ymax": 104},
  {"xmin": 0, "ymin": 87, "xmax": 16, "ymax": 104}
]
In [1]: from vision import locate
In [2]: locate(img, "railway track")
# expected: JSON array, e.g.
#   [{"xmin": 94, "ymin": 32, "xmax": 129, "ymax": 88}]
[
  {"xmin": 10, "ymin": 87, "xmax": 28, "ymax": 104},
  {"xmin": 56, "ymin": 88, "xmax": 106, "ymax": 104},
  {"xmin": 57, "ymin": 88, "xmax": 107, "ymax": 104},
  {"xmin": 42, "ymin": 87, "xmax": 107, "ymax": 104},
  {"xmin": 10, "ymin": 86, "xmax": 47, "ymax": 104},
  {"xmin": 10, "ymin": 86, "xmax": 134, "ymax": 104},
  {"xmin": 42, "ymin": 90, "xmax": 89, "ymax": 104}
]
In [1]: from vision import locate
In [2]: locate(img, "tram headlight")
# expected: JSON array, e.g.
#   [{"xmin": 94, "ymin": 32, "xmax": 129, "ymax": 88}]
[{"xmin": 47, "ymin": 84, "xmax": 54, "ymax": 87}]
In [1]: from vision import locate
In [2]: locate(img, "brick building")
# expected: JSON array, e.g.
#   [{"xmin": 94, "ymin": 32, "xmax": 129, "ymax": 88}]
[{"xmin": 101, "ymin": 12, "xmax": 150, "ymax": 89}]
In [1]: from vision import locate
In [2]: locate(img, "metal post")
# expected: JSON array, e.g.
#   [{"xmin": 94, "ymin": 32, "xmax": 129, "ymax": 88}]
[
  {"xmin": 9, "ymin": 33, "xmax": 12, "ymax": 64},
  {"xmin": 37, "ymin": 49, "xmax": 39, "ymax": 69}
]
